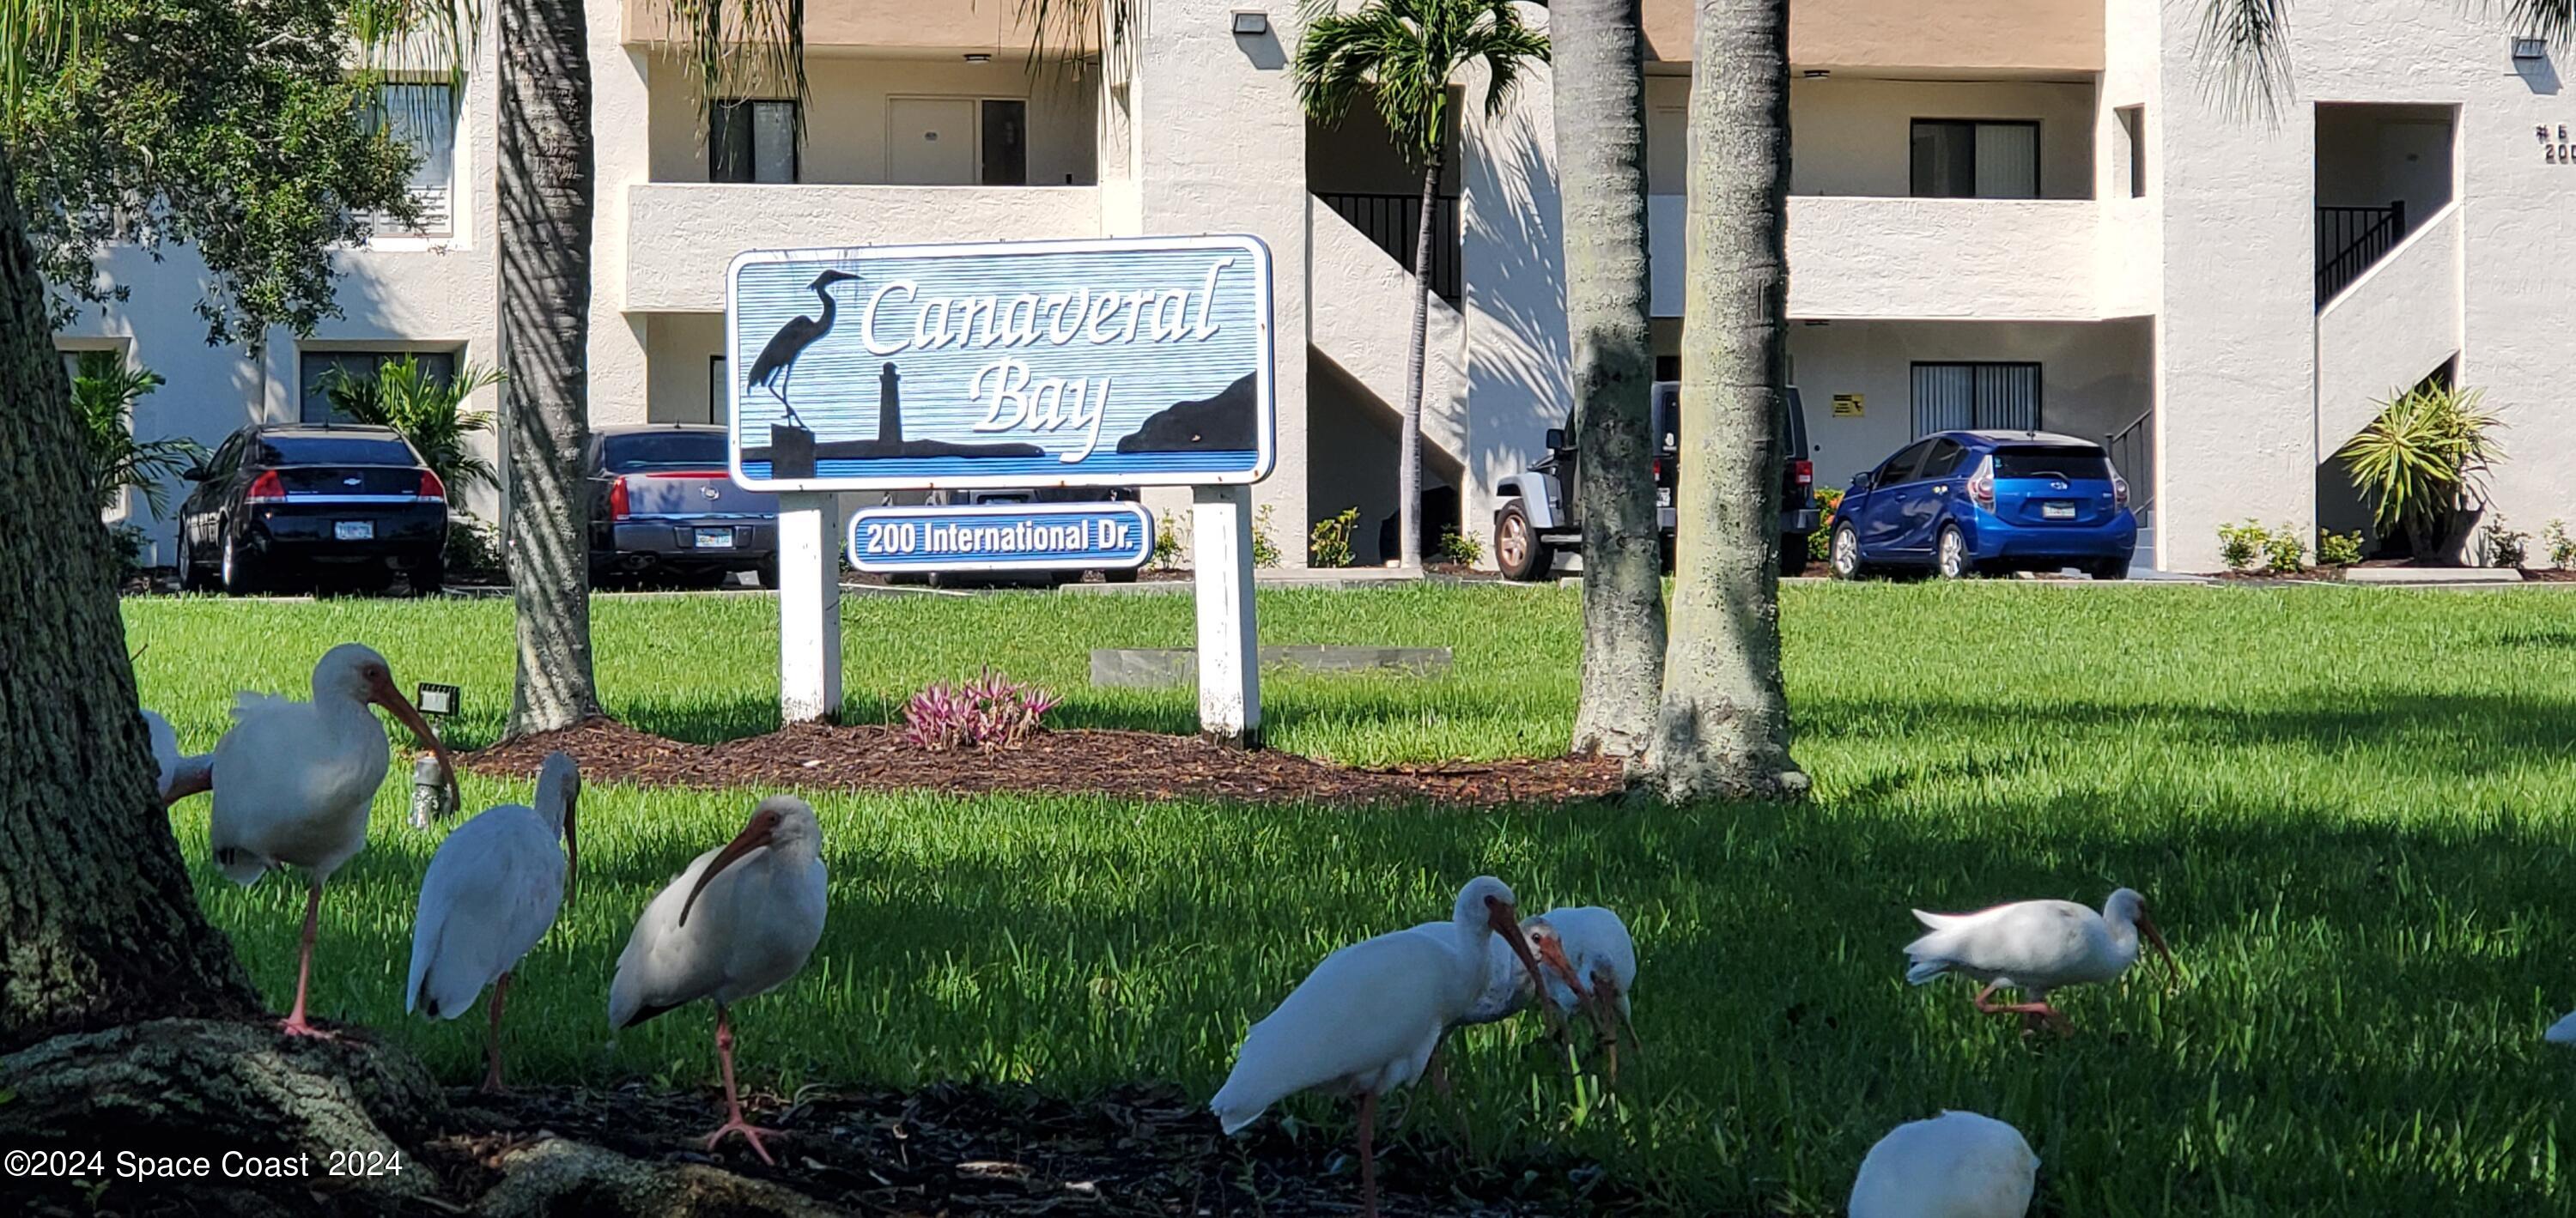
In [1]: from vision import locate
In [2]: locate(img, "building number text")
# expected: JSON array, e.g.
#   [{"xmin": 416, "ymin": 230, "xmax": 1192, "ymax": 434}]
[{"xmin": 2542, "ymin": 125, "xmax": 2573, "ymax": 164}]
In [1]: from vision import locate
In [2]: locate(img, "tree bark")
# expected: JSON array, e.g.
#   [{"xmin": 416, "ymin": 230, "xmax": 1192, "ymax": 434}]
[
  {"xmin": 1398, "ymin": 157, "xmax": 1440, "ymax": 571},
  {"xmin": 1643, "ymin": 0, "xmax": 1804, "ymax": 801},
  {"xmin": 0, "ymin": 154, "xmax": 261, "ymax": 1051},
  {"xmin": 500, "ymin": 0, "xmax": 604, "ymax": 736},
  {"xmin": 1554, "ymin": 0, "xmax": 1667, "ymax": 759}
]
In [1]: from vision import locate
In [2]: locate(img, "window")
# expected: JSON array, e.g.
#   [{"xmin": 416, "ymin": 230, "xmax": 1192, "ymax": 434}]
[
  {"xmin": 1878, "ymin": 439, "xmax": 1935, "ymax": 486},
  {"xmin": 2116, "ymin": 106, "xmax": 2145, "ymax": 198},
  {"xmin": 259, "ymin": 433, "xmax": 421, "ymax": 465},
  {"xmin": 708, "ymin": 355, "xmax": 729, "ymax": 426},
  {"xmin": 1994, "ymin": 446, "xmax": 2112, "ymax": 481},
  {"xmin": 979, "ymin": 100, "xmax": 1028, "ymax": 185},
  {"xmin": 711, "ymin": 100, "xmax": 799, "ymax": 184},
  {"xmin": 367, "ymin": 82, "xmax": 458, "ymax": 233},
  {"xmin": 1916, "ymin": 438, "xmax": 1970, "ymax": 481},
  {"xmin": 299, "ymin": 349, "xmax": 459, "ymax": 422},
  {"xmin": 1911, "ymin": 362, "xmax": 2041, "ymax": 436},
  {"xmin": 602, "ymin": 430, "xmax": 729, "ymax": 474},
  {"xmin": 1910, "ymin": 119, "xmax": 2038, "ymax": 199}
]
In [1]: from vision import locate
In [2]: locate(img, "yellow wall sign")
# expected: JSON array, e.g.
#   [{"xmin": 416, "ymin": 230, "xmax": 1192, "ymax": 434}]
[{"xmin": 1832, "ymin": 393, "xmax": 1864, "ymax": 418}]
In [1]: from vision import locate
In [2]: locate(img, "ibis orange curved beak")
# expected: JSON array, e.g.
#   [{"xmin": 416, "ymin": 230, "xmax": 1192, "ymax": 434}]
[
  {"xmin": 1485, "ymin": 896, "xmax": 1549, "ymax": 998},
  {"xmin": 679, "ymin": 816, "xmax": 777, "ymax": 927},
  {"xmin": 2141, "ymin": 915, "xmax": 2185, "ymax": 985}
]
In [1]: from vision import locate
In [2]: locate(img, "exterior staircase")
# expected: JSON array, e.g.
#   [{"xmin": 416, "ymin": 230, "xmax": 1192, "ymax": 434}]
[
  {"xmin": 2315, "ymin": 200, "xmax": 2463, "ymax": 456},
  {"xmin": 1307, "ymin": 195, "xmax": 1468, "ymax": 470}
]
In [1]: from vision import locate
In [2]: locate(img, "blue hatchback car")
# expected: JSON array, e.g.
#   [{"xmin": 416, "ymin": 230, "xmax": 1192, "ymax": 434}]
[{"xmin": 1827, "ymin": 430, "xmax": 2137, "ymax": 580}]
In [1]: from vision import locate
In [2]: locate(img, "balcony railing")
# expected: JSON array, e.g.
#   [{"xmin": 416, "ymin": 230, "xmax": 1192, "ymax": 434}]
[
  {"xmin": 2317, "ymin": 201, "xmax": 2404, "ymax": 304},
  {"xmin": 1315, "ymin": 191, "xmax": 1461, "ymax": 303},
  {"xmin": 2103, "ymin": 408, "xmax": 2153, "ymax": 518}
]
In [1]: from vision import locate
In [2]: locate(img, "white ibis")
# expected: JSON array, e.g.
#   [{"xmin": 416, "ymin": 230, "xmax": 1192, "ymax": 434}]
[
  {"xmin": 1211, "ymin": 876, "xmax": 1548, "ymax": 1218},
  {"xmin": 405, "ymin": 751, "xmax": 580, "ymax": 1092},
  {"xmin": 1523, "ymin": 906, "xmax": 1640, "ymax": 1083},
  {"xmin": 609, "ymin": 796, "xmax": 828, "ymax": 1165},
  {"xmin": 744, "ymin": 269, "xmax": 860, "ymax": 432},
  {"xmin": 1903, "ymin": 888, "xmax": 2182, "ymax": 1033},
  {"xmin": 208, "ymin": 643, "xmax": 456, "ymax": 1038},
  {"xmin": 2547, "ymin": 1011, "xmax": 2576, "ymax": 1045},
  {"xmin": 1848, "ymin": 1110, "xmax": 2038, "ymax": 1218},
  {"xmin": 142, "ymin": 707, "xmax": 212, "ymax": 805}
]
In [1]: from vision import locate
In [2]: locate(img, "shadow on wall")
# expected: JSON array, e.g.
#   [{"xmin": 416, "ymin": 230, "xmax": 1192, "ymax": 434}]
[{"xmin": 1461, "ymin": 109, "xmax": 1571, "ymax": 545}]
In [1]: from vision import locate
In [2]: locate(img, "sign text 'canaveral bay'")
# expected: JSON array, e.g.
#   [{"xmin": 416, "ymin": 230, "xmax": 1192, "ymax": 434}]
[
  {"xmin": 846, "ymin": 502, "xmax": 1154, "ymax": 573},
  {"xmin": 727, "ymin": 235, "xmax": 1275, "ymax": 492}
]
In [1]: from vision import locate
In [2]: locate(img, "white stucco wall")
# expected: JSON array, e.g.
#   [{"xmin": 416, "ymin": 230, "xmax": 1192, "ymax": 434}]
[
  {"xmin": 2315, "ymin": 202, "xmax": 2463, "ymax": 452},
  {"xmin": 1645, "ymin": 75, "xmax": 2096, "ymax": 200},
  {"xmin": 1649, "ymin": 195, "xmax": 2103, "ymax": 320}
]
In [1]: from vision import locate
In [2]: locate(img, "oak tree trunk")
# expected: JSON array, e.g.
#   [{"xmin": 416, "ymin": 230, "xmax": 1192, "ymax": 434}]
[
  {"xmin": 1398, "ymin": 157, "xmax": 1440, "ymax": 571},
  {"xmin": 501, "ymin": 0, "xmax": 605, "ymax": 735},
  {"xmin": 1643, "ymin": 0, "xmax": 1804, "ymax": 800},
  {"xmin": 0, "ymin": 155, "xmax": 261, "ymax": 1051},
  {"xmin": 1554, "ymin": 0, "xmax": 1668, "ymax": 759}
]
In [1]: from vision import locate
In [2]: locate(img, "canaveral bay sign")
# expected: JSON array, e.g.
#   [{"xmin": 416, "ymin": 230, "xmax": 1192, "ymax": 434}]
[{"xmin": 726, "ymin": 235, "xmax": 1275, "ymax": 492}]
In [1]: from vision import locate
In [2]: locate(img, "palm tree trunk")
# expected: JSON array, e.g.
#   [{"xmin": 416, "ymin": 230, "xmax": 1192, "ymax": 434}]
[
  {"xmin": 0, "ymin": 154, "xmax": 261, "ymax": 1050},
  {"xmin": 1643, "ymin": 0, "xmax": 1803, "ymax": 800},
  {"xmin": 1555, "ymin": 0, "xmax": 1666, "ymax": 759},
  {"xmin": 1398, "ymin": 156, "xmax": 1439, "ymax": 571},
  {"xmin": 499, "ymin": 0, "xmax": 603, "ymax": 735}
]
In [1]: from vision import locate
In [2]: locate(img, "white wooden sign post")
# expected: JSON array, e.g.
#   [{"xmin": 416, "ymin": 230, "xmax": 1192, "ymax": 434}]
[{"xmin": 724, "ymin": 235, "xmax": 1275, "ymax": 744}]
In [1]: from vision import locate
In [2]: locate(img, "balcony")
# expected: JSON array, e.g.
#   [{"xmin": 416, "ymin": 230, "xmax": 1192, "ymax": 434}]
[
  {"xmin": 1640, "ymin": 0, "xmax": 2104, "ymax": 70},
  {"xmin": 1648, "ymin": 195, "xmax": 2100, "ymax": 321},
  {"xmin": 623, "ymin": 184, "xmax": 1103, "ymax": 312},
  {"xmin": 623, "ymin": 0, "xmax": 1084, "ymax": 54}
]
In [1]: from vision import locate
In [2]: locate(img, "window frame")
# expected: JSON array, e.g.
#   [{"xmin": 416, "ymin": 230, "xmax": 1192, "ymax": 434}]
[
  {"xmin": 1908, "ymin": 118, "xmax": 2042, "ymax": 200},
  {"xmin": 709, "ymin": 98, "xmax": 801, "ymax": 185},
  {"xmin": 364, "ymin": 81, "xmax": 459, "ymax": 236},
  {"xmin": 297, "ymin": 348, "xmax": 462, "ymax": 424}
]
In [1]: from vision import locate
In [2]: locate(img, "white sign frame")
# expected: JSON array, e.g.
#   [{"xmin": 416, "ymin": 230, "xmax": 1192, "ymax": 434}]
[
  {"xmin": 725, "ymin": 233, "xmax": 1276, "ymax": 494},
  {"xmin": 845, "ymin": 501, "xmax": 1155, "ymax": 573}
]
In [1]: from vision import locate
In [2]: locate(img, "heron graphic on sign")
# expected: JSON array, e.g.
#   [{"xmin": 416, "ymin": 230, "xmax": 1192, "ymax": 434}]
[{"xmin": 744, "ymin": 269, "xmax": 859, "ymax": 432}]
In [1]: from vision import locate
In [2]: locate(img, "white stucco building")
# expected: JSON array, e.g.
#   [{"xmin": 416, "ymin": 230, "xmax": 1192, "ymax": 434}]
[{"xmin": 61, "ymin": 0, "xmax": 2576, "ymax": 573}]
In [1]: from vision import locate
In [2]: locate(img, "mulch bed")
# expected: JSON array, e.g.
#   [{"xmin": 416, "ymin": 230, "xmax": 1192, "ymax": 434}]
[
  {"xmin": 426, "ymin": 1080, "xmax": 1610, "ymax": 1216},
  {"xmin": 465, "ymin": 718, "xmax": 1625, "ymax": 809}
]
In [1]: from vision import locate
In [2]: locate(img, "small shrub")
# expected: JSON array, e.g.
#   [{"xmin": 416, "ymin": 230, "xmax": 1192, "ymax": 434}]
[
  {"xmin": 901, "ymin": 667, "xmax": 1061, "ymax": 751},
  {"xmin": 2317, "ymin": 529, "xmax": 2365, "ymax": 567},
  {"xmin": 1436, "ymin": 526, "xmax": 1483, "ymax": 567},
  {"xmin": 2217, "ymin": 520, "xmax": 2266, "ymax": 573},
  {"xmin": 2546, "ymin": 519, "xmax": 2576, "ymax": 569},
  {"xmin": 1151, "ymin": 511, "xmax": 1185, "ymax": 570},
  {"xmin": 1809, "ymin": 488, "xmax": 1844, "ymax": 563},
  {"xmin": 106, "ymin": 522, "xmax": 150, "ymax": 585},
  {"xmin": 2259, "ymin": 525, "xmax": 2306, "ymax": 574},
  {"xmin": 2478, "ymin": 516, "xmax": 2529, "ymax": 568},
  {"xmin": 1309, "ymin": 507, "xmax": 1359, "ymax": 568},
  {"xmin": 444, "ymin": 517, "xmax": 504, "ymax": 579},
  {"xmin": 1251, "ymin": 506, "xmax": 1282, "ymax": 569},
  {"xmin": 2336, "ymin": 382, "xmax": 2503, "ymax": 559}
]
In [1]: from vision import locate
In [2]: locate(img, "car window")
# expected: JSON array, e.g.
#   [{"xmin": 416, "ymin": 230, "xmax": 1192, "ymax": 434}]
[
  {"xmin": 1995, "ymin": 446, "xmax": 2112, "ymax": 481},
  {"xmin": 1878, "ymin": 439, "xmax": 1934, "ymax": 485},
  {"xmin": 1783, "ymin": 389, "xmax": 1810, "ymax": 458},
  {"xmin": 206, "ymin": 433, "xmax": 246, "ymax": 477},
  {"xmin": 258, "ymin": 435, "xmax": 420, "ymax": 466},
  {"xmin": 602, "ymin": 431, "xmax": 729, "ymax": 473},
  {"xmin": 1917, "ymin": 438, "xmax": 1968, "ymax": 481}
]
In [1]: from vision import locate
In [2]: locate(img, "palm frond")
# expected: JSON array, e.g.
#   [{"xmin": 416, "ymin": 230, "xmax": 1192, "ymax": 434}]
[
  {"xmin": 2491, "ymin": 0, "xmax": 2576, "ymax": 42},
  {"xmin": 2192, "ymin": 0, "xmax": 2297, "ymax": 119},
  {"xmin": 70, "ymin": 351, "xmax": 197, "ymax": 518},
  {"xmin": 1018, "ymin": 0, "xmax": 1133, "ymax": 82},
  {"xmin": 1295, "ymin": 0, "xmax": 1546, "ymax": 168},
  {"xmin": 326, "ymin": 354, "xmax": 507, "ymax": 496},
  {"xmin": 0, "ymin": 0, "xmax": 83, "ymax": 130}
]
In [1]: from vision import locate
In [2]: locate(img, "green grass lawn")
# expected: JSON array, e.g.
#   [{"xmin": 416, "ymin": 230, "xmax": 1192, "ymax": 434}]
[{"xmin": 127, "ymin": 584, "xmax": 2576, "ymax": 1215}]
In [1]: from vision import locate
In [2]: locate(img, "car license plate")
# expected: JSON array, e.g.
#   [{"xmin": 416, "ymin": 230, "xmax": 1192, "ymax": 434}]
[
  {"xmin": 2042, "ymin": 502, "xmax": 2076, "ymax": 520},
  {"xmin": 695, "ymin": 527, "xmax": 736, "ymax": 548},
  {"xmin": 334, "ymin": 520, "xmax": 373, "ymax": 541}
]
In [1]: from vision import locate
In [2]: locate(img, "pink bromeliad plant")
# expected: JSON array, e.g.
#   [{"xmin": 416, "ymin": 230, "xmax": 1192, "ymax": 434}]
[{"xmin": 901, "ymin": 667, "xmax": 1063, "ymax": 750}]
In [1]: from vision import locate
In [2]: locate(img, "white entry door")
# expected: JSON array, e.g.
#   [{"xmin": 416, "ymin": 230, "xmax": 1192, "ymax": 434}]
[{"xmin": 887, "ymin": 98, "xmax": 978, "ymax": 185}]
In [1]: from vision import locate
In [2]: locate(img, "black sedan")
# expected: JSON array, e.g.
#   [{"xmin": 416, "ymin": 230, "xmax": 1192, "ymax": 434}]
[{"xmin": 176, "ymin": 424, "xmax": 449, "ymax": 594}]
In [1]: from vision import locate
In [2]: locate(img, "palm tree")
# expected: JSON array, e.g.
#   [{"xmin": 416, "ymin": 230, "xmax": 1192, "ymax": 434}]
[
  {"xmin": 1295, "ymin": 0, "xmax": 1547, "ymax": 571},
  {"xmin": 324, "ymin": 354, "xmax": 506, "ymax": 497},
  {"xmin": 70, "ymin": 351, "xmax": 201, "ymax": 518},
  {"xmin": 1640, "ymin": 0, "xmax": 1803, "ymax": 800},
  {"xmin": 1552, "ymin": 0, "xmax": 1665, "ymax": 760}
]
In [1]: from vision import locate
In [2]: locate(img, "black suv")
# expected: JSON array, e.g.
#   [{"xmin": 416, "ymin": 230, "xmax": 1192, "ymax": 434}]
[{"xmin": 176, "ymin": 424, "xmax": 449, "ymax": 594}]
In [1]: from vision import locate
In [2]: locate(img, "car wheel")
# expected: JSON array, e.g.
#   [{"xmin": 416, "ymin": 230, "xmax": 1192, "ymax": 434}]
[
  {"xmin": 756, "ymin": 559, "xmax": 781, "ymax": 590},
  {"xmin": 219, "ymin": 529, "xmax": 263, "ymax": 596},
  {"xmin": 409, "ymin": 555, "xmax": 445, "ymax": 596},
  {"xmin": 1494, "ymin": 501, "xmax": 1552, "ymax": 581},
  {"xmin": 1829, "ymin": 523, "xmax": 1866, "ymax": 580},
  {"xmin": 2090, "ymin": 557, "xmax": 2130, "ymax": 581},
  {"xmin": 177, "ymin": 532, "xmax": 208, "ymax": 592},
  {"xmin": 1935, "ymin": 524, "xmax": 1975, "ymax": 579}
]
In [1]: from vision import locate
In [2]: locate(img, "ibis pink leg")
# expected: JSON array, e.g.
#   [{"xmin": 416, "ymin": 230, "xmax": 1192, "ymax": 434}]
[
  {"xmin": 280, "ymin": 881, "xmax": 335, "ymax": 1039},
  {"xmin": 1590, "ymin": 979, "xmax": 1624, "ymax": 1092},
  {"xmin": 1971, "ymin": 982, "xmax": 2070, "ymax": 1033},
  {"xmin": 702, "ymin": 1006, "xmax": 783, "ymax": 1165},
  {"xmin": 478, "ymin": 972, "xmax": 512, "ymax": 1094},
  {"xmin": 1355, "ymin": 1089, "xmax": 1380, "ymax": 1218}
]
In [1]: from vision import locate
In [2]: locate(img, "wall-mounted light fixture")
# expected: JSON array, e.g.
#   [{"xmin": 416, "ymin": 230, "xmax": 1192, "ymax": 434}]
[
  {"xmin": 1232, "ymin": 9, "xmax": 1270, "ymax": 36},
  {"xmin": 2512, "ymin": 37, "xmax": 2548, "ymax": 62},
  {"xmin": 964, "ymin": 52, "xmax": 993, "ymax": 63}
]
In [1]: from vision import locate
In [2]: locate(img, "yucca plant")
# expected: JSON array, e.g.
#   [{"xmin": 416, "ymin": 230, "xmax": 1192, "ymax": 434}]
[
  {"xmin": 324, "ymin": 354, "xmax": 506, "ymax": 496},
  {"xmin": 2335, "ymin": 383, "xmax": 2502, "ymax": 561},
  {"xmin": 70, "ymin": 351, "xmax": 199, "ymax": 518}
]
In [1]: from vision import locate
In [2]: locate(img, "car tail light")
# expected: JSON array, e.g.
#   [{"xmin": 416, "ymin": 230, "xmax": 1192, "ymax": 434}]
[
  {"xmin": 245, "ymin": 470, "xmax": 287, "ymax": 504},
  {"xmin": 1967, "ymin": 456, "xmax": 1996, "ymax": 512},
  {"xmin": 608, "ymin": 476, "xmax": 630, "ymax": 521},
  {"xmin": 1789, "ymin": 458, "xmax": 1813, "ymax": 490},
  {"xmin": 1651, "ymin": 458, "xmax": 1664, "ymax": 482},
  {"xmin": 2112, "ymin": 470, "xmax": 2129, "ymax": 508},
  {"xmin": 417, "ymin": 470, "xmax": 446, "ymax": 502}
]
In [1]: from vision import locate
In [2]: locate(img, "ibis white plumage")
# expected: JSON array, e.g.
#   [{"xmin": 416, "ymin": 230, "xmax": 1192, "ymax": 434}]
[
  {"xmin": 609, "ymin": 795, "xmax": 828, "ymax": 1165},
  {"xmin": 1211, "ymin": 876, "xmax": 1547, "ymax": 1218},
  {"xmin": 2547, "ymin": 1011, "xmax": 2576, "ymax": 1045},
  {"xmin": 208, "ymin": 643, "xmax": 456, "ymax": 1038},
  {"xmin": 1848, "ymin": 1110, "xmax": 2038, "ymax": 1218},
  {"xmin": 1523, "ymin": 906, "xmax": 1640, "ymax": 1080},
  {"xmin": 1903, "ymin": 888, "xmax": 2181, "ymax": 1033},
  {"xmin": 143, "ymin": 708, "xmax": 212, "ymax": 805},
  {"xmin": 406, "ymin": 751, "xmax": 580, "ymax": 1092}
]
